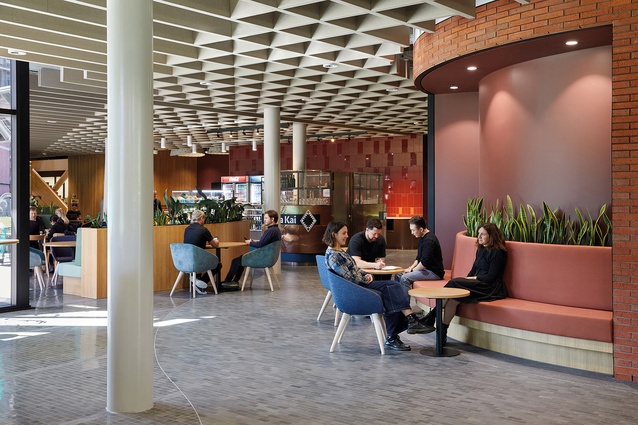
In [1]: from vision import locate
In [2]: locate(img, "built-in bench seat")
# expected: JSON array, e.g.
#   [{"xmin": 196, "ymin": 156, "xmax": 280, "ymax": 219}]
[{"xmin": 413, "ymin": 231, "xmax": 613, "ymax": 374}]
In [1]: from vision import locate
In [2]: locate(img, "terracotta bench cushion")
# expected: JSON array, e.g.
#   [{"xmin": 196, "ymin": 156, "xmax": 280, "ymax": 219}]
[{"xmin": 458, "ymin": 298, "xmax": 612, "ymax": 342}]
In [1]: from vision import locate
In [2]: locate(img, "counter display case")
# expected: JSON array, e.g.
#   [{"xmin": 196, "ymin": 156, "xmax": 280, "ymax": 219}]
[{"xmin": 279, "ymin": 170, "xmax": 385, "ymax": 263}]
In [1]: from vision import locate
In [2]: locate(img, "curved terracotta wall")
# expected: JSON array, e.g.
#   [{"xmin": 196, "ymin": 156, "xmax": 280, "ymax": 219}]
[
  {"xmin": 479, "ymin": 46, "xmax": 611, "ymax": 213},
  {"xmin": 414, "ymin": 0, "xmax": 638, "ymax": 380}
]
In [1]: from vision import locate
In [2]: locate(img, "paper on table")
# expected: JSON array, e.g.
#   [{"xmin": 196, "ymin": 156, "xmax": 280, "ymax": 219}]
[{"xmin": 382, "ymin": 266, "xmax": 402, "ymax": 271}]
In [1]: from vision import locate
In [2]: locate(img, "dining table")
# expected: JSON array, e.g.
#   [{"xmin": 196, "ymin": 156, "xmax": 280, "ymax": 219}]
[
  {"xmin": 207, "ymin": 241, "xmax": 247, "ymax": 284},
  {"xmin": 361, "ymin": 266, "xmax": 405, "ymax": 280}
]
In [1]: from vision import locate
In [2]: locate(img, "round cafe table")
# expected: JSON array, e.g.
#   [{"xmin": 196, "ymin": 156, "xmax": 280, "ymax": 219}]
[
  {"xmin": 408, "ymin": 287, "xmax": 470, "ymax": 357},
  {"xmin": 207, "ymin": 241, "xmax": 247, "ymax": 283},
  {"xmin": 361, "ymin": 266, "xmax": 404, "ymax": 279}
]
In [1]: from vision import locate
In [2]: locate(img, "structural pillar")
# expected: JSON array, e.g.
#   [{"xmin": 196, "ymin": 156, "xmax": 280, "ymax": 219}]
[
  {"xmin": 292, "ymin": 122, "xmax": 306, "ymax": 171},
  {"xmin": 106, "ymin": 0, "xmax": 154, "ymax": 413},
  {"xmin": 264, "ymin": 107, "xmax": 281, "ymax": 273}
]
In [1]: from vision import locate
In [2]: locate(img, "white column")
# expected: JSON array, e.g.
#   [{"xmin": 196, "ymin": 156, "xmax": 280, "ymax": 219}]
[
  {"xmin": 292, "ymin": 122, "xmax": 306, "ymax": 171},
  {"xmin": 263, "ymin": 107, "xmax": 281, "ymax": 274},
  {"xmin": 106, "ymin": 0, "xmax": 154, "ymax": 413}
]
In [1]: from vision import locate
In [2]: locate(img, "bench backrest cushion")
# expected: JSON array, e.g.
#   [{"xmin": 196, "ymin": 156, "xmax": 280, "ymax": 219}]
[{"xmin": 450, "ymin": 232, "xmax": 612, "ymax": 311}]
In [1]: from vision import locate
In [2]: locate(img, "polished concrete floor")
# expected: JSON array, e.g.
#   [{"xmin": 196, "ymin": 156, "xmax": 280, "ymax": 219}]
[{"xmin": 1, "ymin": 249, "xmax": 638, "ymax": 424}]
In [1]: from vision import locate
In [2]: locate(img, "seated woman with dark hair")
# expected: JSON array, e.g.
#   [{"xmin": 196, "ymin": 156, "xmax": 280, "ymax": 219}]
[
  {"xmin": 46, "ymin": 215, "xmax": 68, "ymax": 242},
  {"xmin": 422, "ymin": 222, "xmax": 508, "ymax": 345},
  {"xmin": 323, "ymin": 220, "xmax": 434, "ymax": 352}
]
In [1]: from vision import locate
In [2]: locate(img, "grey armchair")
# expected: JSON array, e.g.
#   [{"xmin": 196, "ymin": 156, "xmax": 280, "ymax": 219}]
[{"xmin": 240, "ymin": 240, "xmax": 282, "ymax": 292}]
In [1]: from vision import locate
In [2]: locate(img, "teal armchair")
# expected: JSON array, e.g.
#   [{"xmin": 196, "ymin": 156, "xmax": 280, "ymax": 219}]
[
  {"xmin": 169, "ymin": 243, "xmax": 219, "ymax": 298},
  {"xmin": 240, "ymin": 240, "xmax": 281, "ymax": 292}
]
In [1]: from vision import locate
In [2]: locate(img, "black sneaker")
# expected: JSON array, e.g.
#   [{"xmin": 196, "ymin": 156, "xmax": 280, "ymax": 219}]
[
  {"xmin": 407, "ymin": 314, "xmax": 435, "ymax": 334},
  {"xmin": 385, "ymin": 335, "xmax": 411, "ymax": 351}
]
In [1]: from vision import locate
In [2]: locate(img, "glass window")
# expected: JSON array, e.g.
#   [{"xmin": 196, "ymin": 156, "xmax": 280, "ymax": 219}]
[
  {"xmin": 0, "ymin": 113, "xmax": 13, "ymax": 307},
  {"xmin": 0, "ymin": 58, "xmax": 11, "ymax": 109}
]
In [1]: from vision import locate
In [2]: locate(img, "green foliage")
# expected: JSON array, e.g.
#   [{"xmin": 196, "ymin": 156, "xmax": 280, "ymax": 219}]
[
  {"xmin": 154, "ymin": 208, "xmax": 168, "ymax": 226},
  {"xmin": 463, "ymin": 196, "xmax": 612, "ymax": 247},
  {"xmin": 462, "ymin": 197, "xmax": 485, "ymax": 237},
  {"xmin": 85, "ymin": 212, "xmax": 107, "ymax": 228},
  {"xmin": 163, "ymin": 189, "xmax": 189, "ymax": 225},
  {"xmin": 195, "ymin": 187, "xmax": 245, "ymax": 224}
]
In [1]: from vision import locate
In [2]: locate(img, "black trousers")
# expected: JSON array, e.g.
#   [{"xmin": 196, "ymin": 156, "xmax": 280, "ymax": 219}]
[
  {"xmin": 223, "ymin": 255, "xmax": 244, "ymax": 282},
  {"xmin": 199, "ymin": 263, "xmax": 223, "ymax": 283}
]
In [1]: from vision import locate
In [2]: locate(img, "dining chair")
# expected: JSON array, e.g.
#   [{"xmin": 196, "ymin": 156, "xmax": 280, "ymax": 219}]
[
  {"xmin": 315, "ymin": 255, "xmax": 341, "ymax": 326},
  {"xmin": 169, "ymin": 243, "xmax": 219, "ymax": 298},
  {"xmin": 49, "ymin": 234, "xmax": 77, "ymax": 286},
  {"xmin": 326, "ymin": 269, "xmax": 387, "ymax": 355},
  {"xmin": 29, "ymin": 248, "xmax": 46, "ymax": 290},
  {"xmin": 240, "ymin": 240, "xmax": 281, "ymax": 292}
]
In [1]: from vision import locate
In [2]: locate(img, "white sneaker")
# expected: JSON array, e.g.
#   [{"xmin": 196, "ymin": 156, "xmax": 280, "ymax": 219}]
[
  {"xmin": 192, "ymin": 278, "xmax": 207, "ymax": 289},
  {"xmin": 195, "ymin": 286, "xmax": 207, "ymax": 295}
]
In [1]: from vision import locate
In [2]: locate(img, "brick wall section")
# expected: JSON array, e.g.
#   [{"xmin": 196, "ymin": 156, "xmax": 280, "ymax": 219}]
[{"xmin": 412, "ymin": 0, "xmax": 638, "ymax": 380}]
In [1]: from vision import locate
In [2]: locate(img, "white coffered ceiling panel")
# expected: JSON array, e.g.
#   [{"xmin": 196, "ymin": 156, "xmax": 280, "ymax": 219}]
[{"xmin": 0, "ymin": 0, "xmax": 503, "ymax": 156}]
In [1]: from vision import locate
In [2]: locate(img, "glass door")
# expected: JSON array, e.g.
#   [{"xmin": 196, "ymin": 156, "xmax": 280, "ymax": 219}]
[{"xmin": 0, "ymin": 112, "xmax": 13, "ymax": 307}]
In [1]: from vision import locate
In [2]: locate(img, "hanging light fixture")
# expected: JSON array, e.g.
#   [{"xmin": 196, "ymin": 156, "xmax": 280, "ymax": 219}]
[
  {"xmin": 187, "ymin": 135, "xmax": 192, "ymax": 147},
  {"xmin": 221, "ymin": 142, "xmax": 226, "ymax": 152},
  {"xmin": 252, "ymin": 140, "xmax": 257, "ymax": 151},
  {"xmin": 160, "ymin": 137, "xmax": 166, "ymax": 149}
]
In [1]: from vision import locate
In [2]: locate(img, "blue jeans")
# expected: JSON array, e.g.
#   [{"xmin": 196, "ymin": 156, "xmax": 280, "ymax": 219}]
[
  {"xmin": 396, "ymin": 269, "xmax": 442, "ymax": 296},
  {"xmin": 361, "ymin": 279, "xmax": 411, "ymax": 337}
]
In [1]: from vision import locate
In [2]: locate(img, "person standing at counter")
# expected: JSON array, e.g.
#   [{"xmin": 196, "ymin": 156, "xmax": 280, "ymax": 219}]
[
  {"xmin": 348, "ymin": 218, "xmax": 388, "ymax": 280},
  {"xmin": 153, "ymin": 190, "xmax": 162, "ymax": 212},
  {"xmin": 396, "ymin": 216, "xmax": 445, "ymax": 296},
  {"xmin": 184, "ymin": 209, "xmax": 222, "ymax": 294},
  {"xmin": 222, "ymin": 209, "xmax": 281, "ymax": 285}
]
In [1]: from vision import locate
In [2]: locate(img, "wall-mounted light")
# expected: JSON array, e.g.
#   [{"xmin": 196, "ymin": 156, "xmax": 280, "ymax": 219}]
[
  {"xmin": 450, "ymin": 85, "xmax": 459, "ymax": 90},
  {"xmin": 187, "ymin": 135, "xmax": 192, "ymax": 147},
  {"xmin": 565, "ymin": 40, "xmax": 578, "ymax": 46},
  {"xmin": 467, "ymin": 66, "xmax": 478, "ymax": 71}
]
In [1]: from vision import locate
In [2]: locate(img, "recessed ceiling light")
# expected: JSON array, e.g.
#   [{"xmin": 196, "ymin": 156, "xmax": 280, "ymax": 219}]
[
  {"xmin": 450, "ymin": 85, "xmax": 459, "ymax": 90},
  {"xmin": 47, "ymin": 120, "xmax": 57, "ymax": 123},
  {"xmin": 322, "ymin": 63, "xmax": 338, "ymax": 69},
  {"xmin": 302, "ymin": 97, "xmax": 313, "ymax": 102},
  {"xmin": 8, "ymin": 49, "xmax": 26, "ymax": 56},
  {"xmin": 467, "ymin": 66, "xmax": 478, "ymax": 71},
  {"xmin": 199, "ymin": 81, "xmax": 213, "ymax": 85},
  {"xmin": 566, "ymin": 40, "xmax": 578, "ymax": 46},
  {"xmin": 386, "ymin": 88, "xmax": 398, "ymax": 92}
]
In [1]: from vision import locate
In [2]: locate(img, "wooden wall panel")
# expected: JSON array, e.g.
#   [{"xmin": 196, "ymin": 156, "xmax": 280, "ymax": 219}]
[
  {"xmin": 68, "ymin": 154, "xmax": 105, "ymax": 219},
  {"xmin": 153, "ymin": 150, "xmax": 198, "ymax": 200}
]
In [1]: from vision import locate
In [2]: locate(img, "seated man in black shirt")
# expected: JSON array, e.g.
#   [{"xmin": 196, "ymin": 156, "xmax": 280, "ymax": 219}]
[
  {"xmin": 183, "ymin": 209, "xmax": 222, "ymax": 294},
  {"xmin": 29, "ymin": 206, "xmax": 46, "ymax": 249},
  {"xmin": 347, "ymin": 218, "xmax": 389, "ymax": 280}
]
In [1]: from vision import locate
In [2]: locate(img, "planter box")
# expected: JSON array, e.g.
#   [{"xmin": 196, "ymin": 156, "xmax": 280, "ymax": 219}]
[{"xmin": 66, "ymin": 221, "xmax": 250, "ymax": 298}]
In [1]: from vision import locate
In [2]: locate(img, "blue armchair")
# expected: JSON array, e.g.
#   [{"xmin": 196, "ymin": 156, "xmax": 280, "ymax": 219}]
[
  {"xmin": 315, "ymin": 255, "xmax": 341, "ymax": 326},
  {"xmin": 169, "ymin": 243, "xmax": 219, "ymax": 298},
  {"xmin": 49, "ymin": 234, "xmax": 77, "ymax": 286},
  {"xmin": 326, "ymin": 268, "xmax": 387, "ymax": 354},
  {"xmin": 29, "ymin": 248, "xmax": 46, "ymax": 290},
  {"xmin": 240, "ymin": 240, "xmax": 281, "ymax": 292}
]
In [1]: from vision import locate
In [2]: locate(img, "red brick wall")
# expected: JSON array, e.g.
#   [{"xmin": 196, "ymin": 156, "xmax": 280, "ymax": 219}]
[
  {"xmin": 413, "ymin": 0, "xmax": 638, "ymax": 380},
  {"xmin": 228, "ymin": 134, "xmax": 423, "ymax": 218}
]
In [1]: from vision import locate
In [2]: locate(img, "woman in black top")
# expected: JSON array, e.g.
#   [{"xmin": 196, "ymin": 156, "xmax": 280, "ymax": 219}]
[
  {"xmin": 46, "ymin": 215, "xmax": 68, "ymax": 242},
  {"xmin": 423, "ymin": 222, "xmax": 508, "ymax": 344}
]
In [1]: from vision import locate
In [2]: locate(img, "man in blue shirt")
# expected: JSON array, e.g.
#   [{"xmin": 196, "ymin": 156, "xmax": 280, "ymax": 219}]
[{"xmin": 223, "ymin": 209, "xmax": 281, "ymax": 284}]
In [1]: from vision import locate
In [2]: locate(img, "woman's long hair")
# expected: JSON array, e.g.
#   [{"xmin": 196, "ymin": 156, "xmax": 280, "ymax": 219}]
[
  {"xmin": 322, "ymin": 221, "xmax": 346, "ymax": 248},
  {"xmin": 479, "ymin": 222, "xmax": 507, "ymax": 251},
  {"xmin": 55, "ymin": 208, "xmax": 69, "ymax": 225}
]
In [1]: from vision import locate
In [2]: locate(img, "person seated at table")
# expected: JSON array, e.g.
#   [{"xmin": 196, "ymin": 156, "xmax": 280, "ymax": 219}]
[
  {"xmin": 323, "ymin": 221, "xmax": 434, "ymax": 352},
  {"xmin": 395, "ymin": 216, "xmax": 445, "ymax": 296},
  {"xmin": 222, "ymin": 209, "xmax": 281, "ymax": 285},
  {"xmin": 55, "ymin": 208, "xmax": 70, "ymax": 226},
  {"xmin": 66, "ymin": 204, "xmax": 82, "ymax": 221},
  {"xmin": 29, "ymin": 206, "xmax": 46, "ymax": 249},
  {"xmin": 184, "ymin": 209, "xmax": 222, "ymax": 294},
  {"xmin": 426, "ymin": 222, "xmax": 508, "ymax": 345},
  {"xmin": 46, "ymin": 214, "xmax": 68, "ymax": 242},
  {"xmin": 347, "ymin": 218, "xmax": 389, "ymax": 280}
]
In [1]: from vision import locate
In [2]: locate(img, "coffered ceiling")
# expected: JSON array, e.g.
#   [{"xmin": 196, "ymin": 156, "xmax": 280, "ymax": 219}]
[{"xmin": 0, "ymin": 0, "xmax": 520, "ymax": 157}]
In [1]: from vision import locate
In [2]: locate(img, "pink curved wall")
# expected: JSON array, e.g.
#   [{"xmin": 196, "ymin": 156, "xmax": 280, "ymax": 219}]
[{"xmin": 479, "ymin": 46, "xmax": 611, "ymax": 213}]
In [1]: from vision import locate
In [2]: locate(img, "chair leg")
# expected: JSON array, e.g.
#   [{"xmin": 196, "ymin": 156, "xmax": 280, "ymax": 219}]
[
  {"xmin": 206, "ymin": 270, "xmax": 218, "ymax": 294},
  {"xmin": 371, "ymin": 313, "xmax": 386, "ymax": 355},
  {"xmin": 34, "ymin": 266, "xmax": 45, "ymax": 290},
  {"xmin": 264, "ymin": 268, "xmax": 275, "ymax": 292},
  {"xmin": 330, "ymin": 313, "xmax": 351, "ymax": 353},
  {"xmin": 52, "ymin": 262, "xmax": 60, "ymax": 286},
  {"xmin": 269, "ymin": 267, "xmax": 281, "ymax": 288},
  {"xmin": 334, "ymin": 308, "xmax": 342, "ymax": 327},
  {"xmin": 336, "ymin": 315, "xmax": 351, "ymax": 344},
  {"xmin": 241, "ymin": 266, "xmax": 251, "ymax": 291},
  {"xmin": 191, "ymin": 273, "xmax": 197, "ymax": 298},
  {"xmin": 317, "ymin": 291, "xmax": 332, "ymax": 321},
  {"xmin": 169, "ymin": 272, "xmax": 185, "ymax": 297}
]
